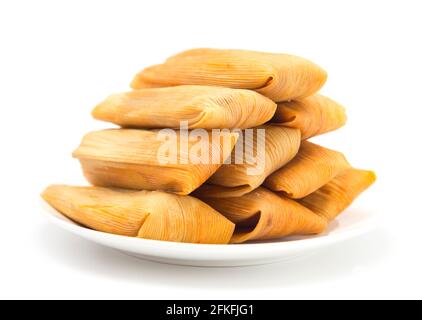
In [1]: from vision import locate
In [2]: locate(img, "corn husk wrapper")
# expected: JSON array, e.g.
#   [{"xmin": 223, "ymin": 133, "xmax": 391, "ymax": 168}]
[
  {"xmin": 272, "ymin": 94, "xmax": 347, "ymax": 139},
  {"xmin": 265, "ymin": 141, "xmax": 350, "ymax": 199},
  {"xmin": 73, "ymin": 129, "xmax": 238, "ymax": 195},
  {"xmin": 195, "ymin": 125, "xmax": 301, "ymax": 198},
  {"xmin": 299, "ymin": 168, "xmax": 376, "ymax": 221},
  {"xmin": 197, "ymin": 187, "xmax": 327, "ymax": 243},
  {"xmin": 42, "ymin": 185, "xmax": 234, "ymax": 244},
  {"xmin": 131, "ymin": 48, "xmax": 327, "ymax": 102},
  {"xmin": 92, "ymin": 85, "xmax": 276, "ymax": 130}
]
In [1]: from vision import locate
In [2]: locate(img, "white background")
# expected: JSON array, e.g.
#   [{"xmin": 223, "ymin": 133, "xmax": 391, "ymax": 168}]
[{"xmin": 1, "ymin": 0, "xmax": 421, "ymax": 299}]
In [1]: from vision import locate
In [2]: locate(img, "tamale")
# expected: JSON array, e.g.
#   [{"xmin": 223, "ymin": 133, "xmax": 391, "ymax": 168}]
[
  {"xmin": 264, "ymin": 141, "xmax": 350, "ymax": 198},
  {"xmin": 131, "ymin": 48, "xmax": 327, "ymax": 101},
  {"xmin": 92, "ymin": 85, "xmax": 277, "ymax": 129},
  {"xmin": 272, "ymin": 94, "xmax": 347, "ymax": 139},
  {"xmin": 299, "ymin": 168, "xmax": 376, "ymax": 221},
  {"xmin": 42, "ymin": 185, "xmax": 234, "ymax": 244},
  {"xmin": 197, "ymin": 187, "xmax": 327, "ymax": 243},
  {"xmin": 195, "ymin": 125, "xmax": 301, "ymax": 198},
  {"xmin": 73, "ymin": 128, "xmax": 238, "ymax": 195}
]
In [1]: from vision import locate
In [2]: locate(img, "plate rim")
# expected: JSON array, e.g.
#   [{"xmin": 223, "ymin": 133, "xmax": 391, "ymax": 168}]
[{"xmin": 40, "ymin": 199, "xmax": 378, "ymax": 262}]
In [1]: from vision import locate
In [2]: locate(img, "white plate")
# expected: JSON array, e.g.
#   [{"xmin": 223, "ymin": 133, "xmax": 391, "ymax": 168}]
[{"xmin": 40, "ymin": 200, "xmax": 377, "ymax": 267}]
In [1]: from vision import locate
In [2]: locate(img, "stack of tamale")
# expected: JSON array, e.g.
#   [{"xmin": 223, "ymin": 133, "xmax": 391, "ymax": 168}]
[{"xmin": 42, "ymin": 48, "xmax": 376, "ymax": 244}]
